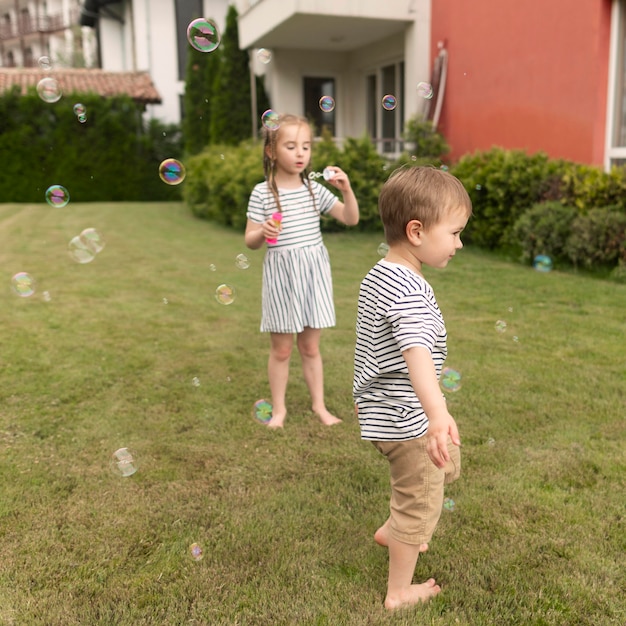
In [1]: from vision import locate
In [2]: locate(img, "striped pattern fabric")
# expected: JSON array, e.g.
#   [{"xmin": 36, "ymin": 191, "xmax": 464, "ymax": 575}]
[
  {"xmin": 247, "ymin": 181, "xmax": 339, "ymax": 333},
  {"xmin": 353, "ymin": 260, "xmax": 448, "ymax": 441}
]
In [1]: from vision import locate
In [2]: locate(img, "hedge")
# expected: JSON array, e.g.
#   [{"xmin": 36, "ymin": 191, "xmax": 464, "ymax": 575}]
[{"xmin": 0, "ymin": 86, "xmax": 183, "ymax": 203}]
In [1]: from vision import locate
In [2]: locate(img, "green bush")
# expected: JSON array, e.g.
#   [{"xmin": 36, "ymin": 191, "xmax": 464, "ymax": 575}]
[
  {"xmin": 0, "ymin": 87, "xmax": 182, "ymax": 202},
  {"xmin": 183, "ymin": 141, "xmax": 264, "ymax": 229},
  {"xmin": 451, "ymin": 148, "xmax": 566, "ymax": 249},
  {"xmin": 564, "ymin": 207, "xmax": 626, "ymax": 269},
  {"xmin": 510, "ymin": 201, "xmax": 578, "ymax": 266},
  {"xmin": 402, "ymin": 115, "xmax": 449, "ymax": 161},
  {"xmin": 560, "ymin": 163, "xmax": 626, "ymax": 213}
]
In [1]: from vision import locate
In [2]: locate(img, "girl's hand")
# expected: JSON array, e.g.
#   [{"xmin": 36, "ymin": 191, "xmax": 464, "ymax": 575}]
[
  {"xmin": 263, "ymin": 215, "xmax": 282, "ymax": 241},
  {"xmin": 323, "ymin": 166, "xmax": 352, "ymax": 193}
]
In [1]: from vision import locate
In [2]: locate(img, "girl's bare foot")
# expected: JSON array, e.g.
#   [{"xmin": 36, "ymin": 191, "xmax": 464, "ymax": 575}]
[
  {"xmin": 374, "ymin": 519, "xmax": 428, "ymax": 552},
  {"xmin": 267, "ymin": 410, "xmax": 286, "ymax": 429},
  {"xmin": 313, "ymin": 407, "xmax": 342, "ymax": 426},
  {"xmin": 384, "ymin": 578, "xmax": 441, "ymax": 610}
]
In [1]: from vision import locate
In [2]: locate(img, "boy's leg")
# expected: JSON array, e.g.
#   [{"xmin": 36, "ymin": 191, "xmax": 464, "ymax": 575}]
[
  {"xmin": 385, "ymin": 537, "xmax": 441, "ymax": 610},
  {"xmin": 373, "ymin": 439, "xmax": 444, "ymax": 610},
  {"xmin": 267, "ymin": 332, "xmax": 293, "ymax": 428},
  {"xmin": 297, "ymin": 327, "xmax": 341, "ymax": 425}
]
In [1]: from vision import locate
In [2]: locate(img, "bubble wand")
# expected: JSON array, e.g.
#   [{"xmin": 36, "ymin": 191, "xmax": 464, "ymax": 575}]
[{"xmin": 266, "ymin": 212, "xmax": 283, "ymax": 245}]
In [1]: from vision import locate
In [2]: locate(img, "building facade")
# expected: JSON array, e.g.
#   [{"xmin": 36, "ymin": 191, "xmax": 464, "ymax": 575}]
[{"xmin": 0, "ymin": 0, "xmax": 95, "ymax": 69}]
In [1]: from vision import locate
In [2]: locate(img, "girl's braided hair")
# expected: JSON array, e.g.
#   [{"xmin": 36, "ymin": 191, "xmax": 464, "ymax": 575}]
[{"xmin": 262, "ymin": 113, "xmax": 318, "ymax": 214}]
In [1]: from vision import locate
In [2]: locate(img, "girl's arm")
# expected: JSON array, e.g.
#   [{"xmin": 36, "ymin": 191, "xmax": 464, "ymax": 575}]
[{"xmin": 325, "ymin": 167, "xmax": 360, "ymax": 226}]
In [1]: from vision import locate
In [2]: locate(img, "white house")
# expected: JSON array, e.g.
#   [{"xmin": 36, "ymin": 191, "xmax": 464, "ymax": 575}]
[
  {"xmin": 75, "ymin": 0, "xmax": 229, "ymax": 124},
  {"xmin": 0, "ymin": 0, "xmax": 96, "ymax": 68},
  {"xmin": 236, "ymin": 0, "xmax": 433, "ymax": 151}
]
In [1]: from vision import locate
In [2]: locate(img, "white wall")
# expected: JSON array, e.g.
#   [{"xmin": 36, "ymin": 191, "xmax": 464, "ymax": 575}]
[{"xmin": 96, "ymin": 0, "xmax": 229, "ymax": 124}]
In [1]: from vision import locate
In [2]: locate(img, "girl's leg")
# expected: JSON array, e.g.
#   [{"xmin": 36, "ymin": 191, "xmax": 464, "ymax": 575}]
[
  {"xmin": 297, "ymin": 327, "xmax": 341, "ymax": 425},
  {"xmin": 268, "ymin": 332, "xmax": 293, "ymax": 428}
]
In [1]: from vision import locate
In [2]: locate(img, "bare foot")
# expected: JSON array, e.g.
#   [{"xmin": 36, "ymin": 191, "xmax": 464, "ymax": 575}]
[
  {"xmin": 266, "ymin": 410, "xmax": 286, "ymax": 429},
  {"xmin": 313, "ymin": 407, "xmax": 342, "ymax": 426},
  {"xmin": 374, "ymin": 520, "xmax": 428, "ymax": 553},
  {"xmin": 384, "ymin": 578, "xmax": 441, "ymax": 610}
]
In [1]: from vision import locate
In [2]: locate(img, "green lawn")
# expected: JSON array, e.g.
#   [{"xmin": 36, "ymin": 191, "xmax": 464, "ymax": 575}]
[{"xmin": 0, "ymin": 201, "xmax": 624, "ymax": 626}]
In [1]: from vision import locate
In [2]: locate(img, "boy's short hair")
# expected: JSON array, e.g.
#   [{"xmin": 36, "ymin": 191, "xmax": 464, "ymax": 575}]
[{"xmin": 379, "ymin": 166, "xmax": 472, "ymax": 244}]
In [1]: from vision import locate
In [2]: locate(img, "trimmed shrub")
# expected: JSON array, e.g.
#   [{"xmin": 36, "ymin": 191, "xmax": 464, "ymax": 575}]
[
  {"xmin": 565, "ymin": 207, "xmax": 626, "ymax": 269},
  {"xmin": 560, "ymin": 163, "xmax": 626, "ymax": 213},
  {"xmin": 451, "ymin": 148, "xmax": 567, "ymax": 249},
  {"xmin": 0, "ymin": 87, "xmax": 182, "ymax": 202},
  {"xmin": 510, "ymin": 201, "xmax": 578, "ymax": 266}
]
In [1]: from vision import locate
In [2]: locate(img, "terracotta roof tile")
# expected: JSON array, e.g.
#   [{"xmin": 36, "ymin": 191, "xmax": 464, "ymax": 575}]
[{"xmin": 0, "ymin": 68, "xmax": 161, "ymax": 104}]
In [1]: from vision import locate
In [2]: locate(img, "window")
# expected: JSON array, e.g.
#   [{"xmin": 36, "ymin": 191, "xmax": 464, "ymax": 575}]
[
  {"xmin": 175, "ymin": 0, "xmax": 203, "ymax": 80},
  {"xmin": 606, "ymin": 0, "xmax": 626, "ymax": 169},
  {"xmin": 365, "ymin": 61, "xmax": 405, "ymax": 155},
  {"xmin": 303, "ymin": 77, "xmax": 335, "ymax": 136}
]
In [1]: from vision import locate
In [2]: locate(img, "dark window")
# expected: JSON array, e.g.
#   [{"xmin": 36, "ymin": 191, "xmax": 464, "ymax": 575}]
[
  {"xmin": 304, "ymin": 76, "xmax": 335, "ymax": 136},
  {"xmin": 366, "ymin": 73, "xmax": 377, "ymax": 140},
  {"xmin": 175, "ymin": 0, "xmax": 203, "ymax": 80}
]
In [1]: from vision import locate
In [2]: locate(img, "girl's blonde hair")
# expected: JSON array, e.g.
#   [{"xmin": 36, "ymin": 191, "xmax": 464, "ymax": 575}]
[{"xmin": 262, "ymin": 113, "xmax": 318, "ymax": 214}]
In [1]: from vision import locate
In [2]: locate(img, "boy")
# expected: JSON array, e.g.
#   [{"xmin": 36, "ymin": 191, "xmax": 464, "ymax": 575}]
[{"xmin": 353, "ymin": 166, "xmax": 472, "ymax": 610}]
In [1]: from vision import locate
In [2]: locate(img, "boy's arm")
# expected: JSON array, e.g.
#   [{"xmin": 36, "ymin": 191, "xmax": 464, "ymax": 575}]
[{"xmin": 402, "ymin": 346, "xmax": 461, "ymax": 468}]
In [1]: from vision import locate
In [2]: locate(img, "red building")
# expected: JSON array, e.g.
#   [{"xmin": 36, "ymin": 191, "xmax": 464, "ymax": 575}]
[{"xmin": 431, "ymin": 0, "xmax": 618, "ymax": 169}]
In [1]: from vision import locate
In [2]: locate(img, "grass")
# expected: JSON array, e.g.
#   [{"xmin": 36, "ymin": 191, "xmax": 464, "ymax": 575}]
[{"xmin": 0, "ymin": 201, "xmax": 624, "ymax": 626}]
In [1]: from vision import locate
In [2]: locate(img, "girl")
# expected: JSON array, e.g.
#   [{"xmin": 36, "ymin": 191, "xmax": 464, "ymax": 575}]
[{"xmin": 245, "ymin": 114, "xmax": 359, "ymax": 429}]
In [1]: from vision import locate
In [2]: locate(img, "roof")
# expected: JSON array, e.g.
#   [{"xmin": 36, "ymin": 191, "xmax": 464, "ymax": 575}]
[{"xmin": 0, "ymin": 68, "xmax": 162, "ymax": 104}]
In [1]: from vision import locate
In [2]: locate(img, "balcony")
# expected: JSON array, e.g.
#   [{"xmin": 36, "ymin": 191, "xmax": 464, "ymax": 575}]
[
  {"xmin": 0, "ymin": 10, "xmax": 79, "ymax": 42},
  {"xmin": 238, "ymin": 0, "xmax": 414, "ymax": 51}
]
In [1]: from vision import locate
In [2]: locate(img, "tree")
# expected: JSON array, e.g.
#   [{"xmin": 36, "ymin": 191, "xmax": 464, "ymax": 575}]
[
  {"xmin": 209, "ymin": 4, "xmax": 252, "ymax": 145},
  {"xmin": 182, "ymin": 35, "xmax": 220, "ymax": 156}
]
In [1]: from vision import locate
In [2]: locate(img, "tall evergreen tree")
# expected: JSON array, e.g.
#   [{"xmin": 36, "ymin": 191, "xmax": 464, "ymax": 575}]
[
  {"xmin": 209, "ymin": 5, "xmax": 252, "ymax": 145},
  {"xmin": 182, "ymin": 32, "xmax": 220, "ymax": 156}
]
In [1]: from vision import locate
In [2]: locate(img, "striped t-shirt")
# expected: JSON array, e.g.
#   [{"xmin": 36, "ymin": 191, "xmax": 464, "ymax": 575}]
[
  {"xmin": 246, "ymin": 180, "xmax": 338, "ymax": 248},
  {"xmin": 353, "ymin": 260, "xmax": 447, "ymax": 441}
]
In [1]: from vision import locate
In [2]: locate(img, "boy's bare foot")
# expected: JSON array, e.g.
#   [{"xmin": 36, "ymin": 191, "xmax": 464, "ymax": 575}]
[
  {"xmin": 313, "ymin": 407, "xmax": 342, "ymax": 426},
  {"xmin": 384, "ymin": 578, "xmax": 441, "ymax": 610},
  {"xmin": 374, "ymin": 520, "xmax": 428, "ymax": 553}
]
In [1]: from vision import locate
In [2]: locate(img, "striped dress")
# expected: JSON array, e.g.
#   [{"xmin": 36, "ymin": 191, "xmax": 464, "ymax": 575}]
[
  {"xmin": 353, "ymin": 260, "xmax": 448, "ymax": 441},
  {"xmin": 247, "ymin": 180, "xmax": 339, "ymax": 333}
]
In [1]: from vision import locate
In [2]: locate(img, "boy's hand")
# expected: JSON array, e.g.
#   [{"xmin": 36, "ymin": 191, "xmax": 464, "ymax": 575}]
[{"xmin": 426, "ymin": 415, "xmax": 460, "ymax": 468}]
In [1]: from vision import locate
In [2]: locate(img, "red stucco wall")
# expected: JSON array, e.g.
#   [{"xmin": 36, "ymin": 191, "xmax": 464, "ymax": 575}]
[{"xmin": 430, "ymin": 0, "xmax": 612, "ymax": 166}]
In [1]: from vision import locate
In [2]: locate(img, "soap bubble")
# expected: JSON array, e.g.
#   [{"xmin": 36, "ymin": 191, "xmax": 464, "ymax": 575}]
[
  {"xmin": 377, "ymin": 242, "xmax": 389, "ymax": 256},
  {"xmin": 80, "ymin": 227, "xmax": 105, "ymax": 254},
  {"xmin": 159, "ymin": 159, "xmax": 186, "ymax": 185},
  {"xmin": 252, "ymin": 399, "xmax": 272, "ymax": 424},
  {"xmin": 215, "ymin": 284, "xmax": 235, "ymax": 305},
  {"xmin": 440, "ymin": 367, "xmax": 462, "ymax": 392},
  {"xmin": 11, "ymin": 272, "xmax": 36, "ymax": 297},
  {"xmin": 319, "ymin": 96, "xmax": 335, "ymax": 112},
  {"xmin": 235, "ymin": 253, "xmax": 250, "ymax": 269},
  {"xmin": 68, "ymin": 235, "xmax": 95, "ymax": 264},
  {"xmin": 261, "ymin": 109, "xmax": 280, "ymax": 130},
  {"xmin": 209, "ymin": 264, "xmax": 217, "ymax": 272},
  {"xmin": 192, "ymin": 377, "xmax": 200, "ymax": 387},
  {"xmin": 495, "ymin": 320, "xmax": 507, "ymax": 333},
  {"xmin": 73, "ymin": 103, "xmax": 86, "ymax": 116},
  {"xmin": 187, "ymin": 18, "xmax": 220, "ymax": 53},
  {"xmin": 443, "ymin": 497, "xmax": 456, "ymax": 512},
  {"xmin": 256, "ymin": 48, "xmax": 272, "ymax": 64},
  {"xmin": 110, "ymin": 447, "xmax": 138, "ymax": 477},
  {"xmin": 37, "ymin": 77, "xmax": 62, "ymax": 103},
  {"xmin": 38, "ymin": 56, "xmax": 52, "ymax": 70},
  {"xmin": 533, "ymin": 254, "xmax": 553, "ymax": 272},
  {"xmin": 45, "ymin": 184, "xmax": 70, "ymax": 207},
  {"xmin": 189, "ymin": 543, "xmax": 204, "ymax": 561},
  {"xmin": 382, "ymin": 94, "xmax": 397, "ymax": 111},
  {"xmin": 417, "ymin": 81, "xmax": 434, "ymax": 99}
]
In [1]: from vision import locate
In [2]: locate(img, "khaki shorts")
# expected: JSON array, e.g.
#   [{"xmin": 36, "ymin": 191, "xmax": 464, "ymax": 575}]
[{"xmin": 372, "ymin": 436, "xmax": 460, "ymax": 546}]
